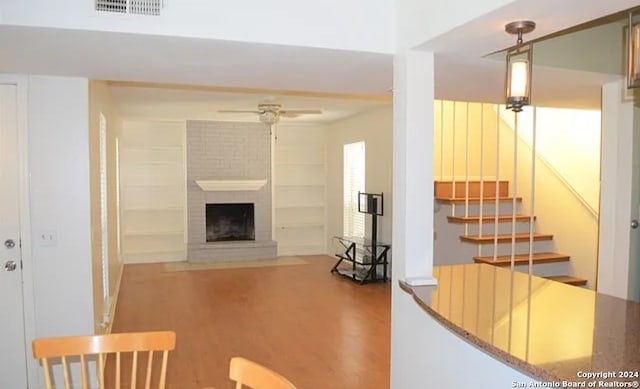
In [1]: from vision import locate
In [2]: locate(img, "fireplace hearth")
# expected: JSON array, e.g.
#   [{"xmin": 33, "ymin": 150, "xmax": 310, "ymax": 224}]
[{"xmin": 206, "ymin": 203, "xmax": 255, "ymax": 242}]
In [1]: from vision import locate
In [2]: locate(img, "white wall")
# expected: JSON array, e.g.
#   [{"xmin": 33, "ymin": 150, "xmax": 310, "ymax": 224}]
[
  {"xmin": 598, "ymin": 81, "xmax": 634, "ymax": 299},
  {"xmin": 506, "ymin": 107, "xmax": 601, "ymax": 214},
  {"xmin": 26, "ymin": 75, "xmax": 94, "ymax": 387},
  {"xmin": 394, "ymin": 0, "xmax": 517, "ymax": 50},
  {"xmin": 0, "ymin": 0, "xmax": 393, "ymax": 53},
  {"xmin": 393, "ymin": 286, "xmax": 534, "ymax": 387},
  {"xmin": 28, "ymin": 75, "xmax": 94, "ymax": 337},
  {"xmin": 533, "ymin": 22, "xmax": 623, "ymax": 76},
  {"xmin": 326, "ymin": 107, "xmax": 393, "ymax": 248},
  {"xmin": 501, "ymin": 114, "xmax": 599, "ymax": 287}
]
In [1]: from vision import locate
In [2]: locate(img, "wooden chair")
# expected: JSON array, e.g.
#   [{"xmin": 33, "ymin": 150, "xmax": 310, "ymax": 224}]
[
  {"xmin": 32, "ymin": 331, "xmax": 176, "ymax": 389},
  {"xmin": 229, "ymin": 357, "xmax": 297, "ymax": 389}
]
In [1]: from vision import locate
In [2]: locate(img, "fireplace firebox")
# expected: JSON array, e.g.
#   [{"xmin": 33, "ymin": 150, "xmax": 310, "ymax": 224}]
[{"xmin": 206, "ymin": 203, "xmax": 255, "ymax": 242}]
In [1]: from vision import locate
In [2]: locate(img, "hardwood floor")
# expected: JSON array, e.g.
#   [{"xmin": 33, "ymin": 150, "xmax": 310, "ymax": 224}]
[{"xmin": 111, "ymin": 255, "xmax": 391, "ymax": 389}]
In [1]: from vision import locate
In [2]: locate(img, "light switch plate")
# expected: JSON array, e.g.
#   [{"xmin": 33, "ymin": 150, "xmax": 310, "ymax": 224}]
[{"xmin": 39, "ymin": 230, "xmax": 57, "ymax": 247}]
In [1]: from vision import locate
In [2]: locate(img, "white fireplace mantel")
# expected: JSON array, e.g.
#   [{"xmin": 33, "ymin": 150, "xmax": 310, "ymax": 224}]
[{"xmin": 195, "ymin": 179, "xmax": 268, "ymax": 192}]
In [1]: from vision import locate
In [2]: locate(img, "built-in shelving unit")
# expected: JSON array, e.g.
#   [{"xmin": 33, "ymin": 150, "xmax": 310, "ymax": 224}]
[
  {"xmin": 274, "ymin": 125, "xmax": 327, "ymax": 256},
  {"xmin": 118, "ymin": 121, "xmax": 186, "ymax": 263}
]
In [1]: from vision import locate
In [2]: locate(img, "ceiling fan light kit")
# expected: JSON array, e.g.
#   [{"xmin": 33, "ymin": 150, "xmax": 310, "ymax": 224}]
[
  {"xmin": 259, "ymin": 110, "xmax": 279, "ymax": 125},
  {"xmin": 218, "ymin": 103, "xmax": 322, "ymax": 125}
]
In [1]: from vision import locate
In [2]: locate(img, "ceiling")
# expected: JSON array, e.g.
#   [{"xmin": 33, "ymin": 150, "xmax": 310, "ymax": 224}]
[
  {"xmin": 0, "ymin": 25, "xmax": 393, "ymax": 97},
  {"xmin": 0, "ymin": 24, "xmax": 394, "ymax": 123},
  {"xmin": 107, "ymin": 83, "xmax": 391, "ymax": 123},
  {"xmin": 0, "ymin": 2, "xmax": 635, "ymax": 117}
]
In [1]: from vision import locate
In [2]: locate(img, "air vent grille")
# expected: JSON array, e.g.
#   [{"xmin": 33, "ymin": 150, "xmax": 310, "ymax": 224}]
[{"xmin": 96, "ymin": 0, "xmax": 163, "ymax": 16}]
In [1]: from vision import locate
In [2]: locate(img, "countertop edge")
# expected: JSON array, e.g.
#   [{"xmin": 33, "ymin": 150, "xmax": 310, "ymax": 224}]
[{"xmin": 398, "ymin": 280, "xmax": 561, "ymax": 383}]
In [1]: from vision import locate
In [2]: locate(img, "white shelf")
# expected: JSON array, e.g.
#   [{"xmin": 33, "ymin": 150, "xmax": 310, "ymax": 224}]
[
  {"xmin": 125, "ymin": 161, "xmax": 181, "ymax": 165},
  {"xmin": 275, "ymin": 162, "xmax": 324, "ymax": 167},
  {"xmin": 122, "ymin": 250, "xmax": 185, "ymax": 264},
  {"xmin": 275, "ymin": 184, "xmax": 324, "ymax": 188},
  {"xmin": 124, "ymin": 249, "xmax": 184, "ymax": 255},
  {"xmin": 121, "ymin": 146, "xmax": 181, "ymax": 152},
  {"xmin": 273, "ymin": 125, "xmax": 327, "ymax": 258},
  {"xmin": 122, "ymin": 184, "xmax": 183, "ymax": 188},
  {"xmin": 275, "ymin": 204, "xmax": 324, "ymax": 210},
  {"xmin": 276, "ymin": 222, "xmax": 324, "ymax": 229},
  {"xmin": 123, "ymin": 230, "xmax": 184, "ymax": 237},
  {"xmin": 119, "ymin": 120, "xmax": 186, "ymax": 265},
  {"xmin": 275, "ymin": 145, "xmax": 324, "ymax": 151},
  {"xmin": 122, "ymin": 206, "xmax": 183, "ymax": 211}
]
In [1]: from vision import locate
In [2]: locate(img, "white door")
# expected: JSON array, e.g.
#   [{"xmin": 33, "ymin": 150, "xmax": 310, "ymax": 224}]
[{"xmin": 0, "ymin": 84, "xmax": 28, "ymax": 388}]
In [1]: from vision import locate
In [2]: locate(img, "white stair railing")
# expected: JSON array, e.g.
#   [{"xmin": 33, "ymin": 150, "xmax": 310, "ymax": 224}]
[{"xmin": 436, "ymin": 100, "xmax": 538, "ymax": 278}]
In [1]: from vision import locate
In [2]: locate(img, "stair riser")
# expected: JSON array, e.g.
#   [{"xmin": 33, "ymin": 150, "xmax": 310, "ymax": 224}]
[
  {"xmin": 465, "ymin": 222, "xmax": 535, "ymax": 236},
  {"xmin": 435, "ymin": 181, "xmax": 509, "ymax": 198},
  {"xmin": 434, "ymin": 241, "xmax": 557, "ymax": 266},
  {"xmin": 510, "ymin": 262, "xmax": 573, "ymax": 279},
  {"xmin": 474, "ymin": 241, "xmax": 555, "ymax": 256},
  {"xmin": 448, "ymin": 202, "xmax": 524, "ymax": 215}
]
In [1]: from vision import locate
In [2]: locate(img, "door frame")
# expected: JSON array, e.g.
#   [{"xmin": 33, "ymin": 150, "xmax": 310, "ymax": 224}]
[
  {"xmin": 0, "ymin": 74, "xmax": 38, "ymax": 387},
  {"xmin": 598, "ymin": 80, "xmax": 638, "ymax": 300}
]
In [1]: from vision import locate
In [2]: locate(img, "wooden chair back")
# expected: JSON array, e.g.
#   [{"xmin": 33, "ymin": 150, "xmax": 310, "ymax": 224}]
[
  {"xmin": 229, "ymin": 357, "xmax": 297, "ymax": 389},
  {"xmin": 32, "ymin": 331, "xmax": 176, "ymax": 389}
]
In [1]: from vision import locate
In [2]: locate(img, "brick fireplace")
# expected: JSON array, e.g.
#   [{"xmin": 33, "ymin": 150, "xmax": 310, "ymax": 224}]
[{"xmin": 186, "ymin": 120, "xmax": 277, "ymax": 262}]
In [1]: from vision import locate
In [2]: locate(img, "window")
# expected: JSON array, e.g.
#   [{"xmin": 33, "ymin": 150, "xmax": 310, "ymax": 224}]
[
  {"xmin": 115, "ymin": 137, "xmax": 122, "ymax": 260},
  {"xmin": 343, "ymin": 141, "xmax": 365, "ymax": 237},
  {"xmin": 99, "ymin": 113, "xmax": 109, "ymax": 313}
]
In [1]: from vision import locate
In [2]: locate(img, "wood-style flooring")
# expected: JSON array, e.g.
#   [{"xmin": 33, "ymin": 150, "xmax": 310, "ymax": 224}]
[{"xmin": 111, "ymin": 255, "xmax": 391, "ymax": 389}]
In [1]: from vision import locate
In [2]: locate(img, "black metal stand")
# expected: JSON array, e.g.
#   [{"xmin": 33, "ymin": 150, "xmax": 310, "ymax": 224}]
[
  {"xmin": 331, "ymin": 236, "xmax": 390, "ymax": 284},
  {"xmin": 331, "ymin": 192, "xmax": 390, "ymax": 284}
]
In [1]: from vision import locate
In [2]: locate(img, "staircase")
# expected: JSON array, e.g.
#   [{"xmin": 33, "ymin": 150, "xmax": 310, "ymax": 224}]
[{"xmin": 434, "ymin": 180, "xmax": 587, "ymax": 286}]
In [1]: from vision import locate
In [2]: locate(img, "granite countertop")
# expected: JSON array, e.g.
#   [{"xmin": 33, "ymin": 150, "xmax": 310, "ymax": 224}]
[{"xmin": 400, "ymin": 264, "xmax": 640, "ymax": 384}]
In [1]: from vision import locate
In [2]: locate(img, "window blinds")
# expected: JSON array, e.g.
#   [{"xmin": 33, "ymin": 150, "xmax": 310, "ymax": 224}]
[{"xmin": 343, "ymin": 141, "xmax": 365, "ymax": 238}]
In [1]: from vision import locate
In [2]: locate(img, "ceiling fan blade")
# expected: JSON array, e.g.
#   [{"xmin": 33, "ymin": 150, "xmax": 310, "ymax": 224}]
[
  {"xmin": 217, "ymin": 110, "xmax": 262, "ymax": 114},
  {"xmin": 280, "ymin": 109, "xmax": 322, "ymax": 115}
]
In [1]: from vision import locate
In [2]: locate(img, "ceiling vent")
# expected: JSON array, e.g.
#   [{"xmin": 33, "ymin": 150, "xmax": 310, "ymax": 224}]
[{"xmin": 96, "ymin": 0, "xmax": 164, "ymax": 16}]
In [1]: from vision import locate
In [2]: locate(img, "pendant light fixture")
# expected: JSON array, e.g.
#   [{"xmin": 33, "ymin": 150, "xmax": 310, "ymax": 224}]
[{"xmin": 505, "ymin": 20, "xmax": 536, "ymax": 112}]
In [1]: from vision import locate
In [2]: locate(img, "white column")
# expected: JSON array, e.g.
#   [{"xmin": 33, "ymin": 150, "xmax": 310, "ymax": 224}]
[{"xmin": 392, "ymin": 49, "xmax": 437, "ymax": 286}]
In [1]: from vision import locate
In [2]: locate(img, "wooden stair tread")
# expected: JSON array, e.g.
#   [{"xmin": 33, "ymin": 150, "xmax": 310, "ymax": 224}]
[
  {"xmin": 474, "ymin": 252, "xmax": 570, "ymax": 266},
  {"xmin": 436, "ymin": 196, "xmax": 522, "ymax": 204},
  {"xmin": 460, "ymin": 233, "xmax": 553, "ymax": 243},
  {"xmin": 544, "ymin": 275, "xmax": 587, "ymax": 286},
  {"xmin": 448, "ymin": 215, "xmax": 535, "ymax": 223}
]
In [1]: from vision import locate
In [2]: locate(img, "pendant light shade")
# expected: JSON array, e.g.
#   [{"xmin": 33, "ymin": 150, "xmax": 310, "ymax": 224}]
[
  {"xmin": 505, "ymin": 21, "xmax": 535, "ymax": 112},
  {"xmin": 627, "ymin": 10, "xmax": 640, "ymax": 88}
]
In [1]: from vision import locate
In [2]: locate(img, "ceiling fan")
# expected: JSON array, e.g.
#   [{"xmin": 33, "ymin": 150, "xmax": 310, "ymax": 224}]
[{"xmin": 218, "ymin": 103, "xmax": 322, "ymax": 125}]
